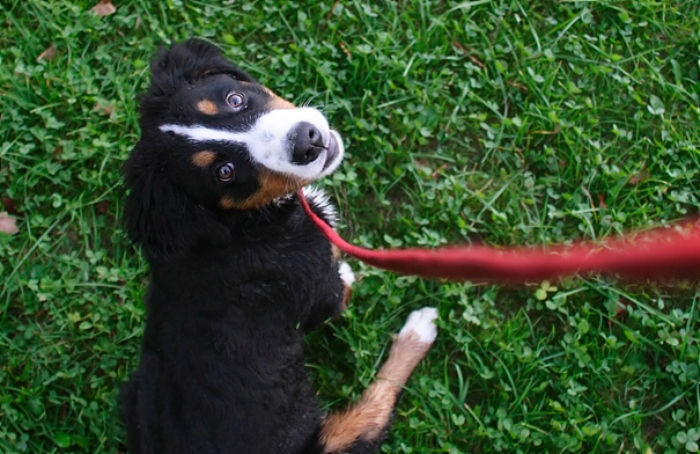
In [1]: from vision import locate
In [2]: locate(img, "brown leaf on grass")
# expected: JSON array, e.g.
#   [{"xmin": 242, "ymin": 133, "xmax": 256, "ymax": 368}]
[
  {"xmin": 96, "ymin": 200, "xmax": 111, "ymax": 214},
  {"xmin": 325, "ymin": 0, "xmax": 341, "ymax": 21},
  {"xmin": 530, "ymin": 125, "xmax": 561, "ymax": 135},
  {"xmin": 339, "ymin": 42, "xmax": 352, "ymax": 60},
  {"xmin": 415, "ymin": 159, "xmax": 429, "ymax": 168},
  {"xmin": 611, "ymin": 299, "xmax": 631, "ymax": 326},
  {"xmin": 506, "ymin": 80, "xmax": 528, "ymax": 92},
  {"xmin": 37, "ymin": 45, "xmax": 57, "ymax": 62},
  {"xmin": 2, "ymin": 197, "xmax": 22, "ymax": 217},
  {"xmin": 94, "ymin": 103, "xmax": 115, "ymax": 116},
  {"xmin": 92, "ymin": 0, "xmax": 116, "ymax": 16},
  {"xmin": 431, "ymin": 163, "xmax": 449, "ymax": 180},
  {"xmin": 0, "ymin": 212, "xmax": 19, "ymax": 235},
  {"xmin": 628, "ymin": 168, "xmax": 648, "ymax": 185},
  {"xmin": 452, "ymin": 40, "xmax": 485, "ymax": 69},
  {"xmin": 597, "ymin": 193, "xmax": 607, "ymax": 209},
  {"xmin": 614, "ymin": 305, "xmax": 627, "ymax": 320}
]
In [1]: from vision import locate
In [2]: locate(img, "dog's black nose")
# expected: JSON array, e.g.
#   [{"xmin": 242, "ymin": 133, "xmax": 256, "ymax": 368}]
[{"xmin": 289, "ymin": 122, "xmax": 324, "ymax": 165}]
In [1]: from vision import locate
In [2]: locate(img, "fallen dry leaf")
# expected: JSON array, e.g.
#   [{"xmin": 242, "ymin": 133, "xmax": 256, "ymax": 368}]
[
  {"xmin": 506, "ymin": 80, "xmax": 529, "ymax": 92},
  {"xmin": 325, "ymin": 0, "xmax": 341, "ymax": 20},
  {"xmin": 452, "ymin": 40, "xmax": 485, "ymax": 69},
  {"xmin": 628, "ymin": 168, "xmax": 648, "ymax": 185},
  {"xmin": 96, "ymin": 200, "xmax": 111, "ymax": 214},
  {"xmin": 597, "ymin": 193, "xmax": 607, "ymax": 209},
  {"xmin": 93, "ymin": 103, "xmax": 115, "ymax": 116},
  {"xmin": 530, "ymin": 125, "xmax": 561, "ymax": 135},
  {"xmin": 92, "ymin": 0, "xmax": 116, "ymax": 17},
  {"xmin": 431, "ymin": 163, "xmax": 450, "ymax": 180},
  {"xmin": 0, "ymin": 212, "xmax": 19, "ymax": 235},
  {"xmin": 339, "ymin": 42, "xmax": 352, "ymax": 60},
  {"xmin": 613, "ymin": 299, "xmax": 631, "ymax": 322},
  {"xmin": 37, "ymin": 45, "xmax": 57, "ymax": 62},
  {"xmin": 1, "ymin": 197, "xmax": 22, "ymax": 217}
]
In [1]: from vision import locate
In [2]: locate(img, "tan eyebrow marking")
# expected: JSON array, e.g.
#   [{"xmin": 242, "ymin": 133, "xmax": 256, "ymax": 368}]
[
  {"xmin": 262, "ymin": 86, "xmax": 295, "ymax": 110},
  {"xmin": 267, "ymin": 95, "xmax": 296, "ymax": 110},
  {"xmin": 191, "ymin": 150, "xmax": 217, "ymax": 168},
  {"xmin": 196, "ymin": 99, "xmax": 219, "ymax": 115}
]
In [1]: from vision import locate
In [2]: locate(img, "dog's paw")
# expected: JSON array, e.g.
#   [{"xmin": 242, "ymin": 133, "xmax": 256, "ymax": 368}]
[
  {"xmin": 398, "ymin": 307, "xmax": 438, "ymax": 344},
  {"xmin": 338, "ymin": 261, "xmax": 355, "ymax": 286}
]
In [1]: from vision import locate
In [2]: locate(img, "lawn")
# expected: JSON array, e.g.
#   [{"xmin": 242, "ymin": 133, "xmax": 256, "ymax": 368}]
[{"xmin": 1, "ymin": 0, "xmax": 699, "ymax": 452}]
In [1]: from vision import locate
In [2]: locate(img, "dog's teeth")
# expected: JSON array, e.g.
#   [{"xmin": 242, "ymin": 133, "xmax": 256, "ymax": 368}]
[{"xmin": 398, "ymin": 307, "xmax": 438, "ymax": 344}]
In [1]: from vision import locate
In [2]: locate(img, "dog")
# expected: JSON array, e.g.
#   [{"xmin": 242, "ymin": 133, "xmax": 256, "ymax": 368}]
[{"xmin": 120, "ymin": 38, "xmax": 438, "ymax": 454}]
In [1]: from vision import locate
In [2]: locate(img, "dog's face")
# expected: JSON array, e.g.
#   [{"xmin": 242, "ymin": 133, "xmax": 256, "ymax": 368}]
[
  {"xmin": 125, "ymin": 39, "xmax": 345, "ymax": 254},
  {"xmin": 137, "ymin": 39, "xmax": 344, "ymax": 211}
]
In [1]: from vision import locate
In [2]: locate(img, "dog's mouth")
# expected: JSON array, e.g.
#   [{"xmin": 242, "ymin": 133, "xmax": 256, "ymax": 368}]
[{"xmin": 323, "ymin": 132, "xmax": 341, "ymax": 170}]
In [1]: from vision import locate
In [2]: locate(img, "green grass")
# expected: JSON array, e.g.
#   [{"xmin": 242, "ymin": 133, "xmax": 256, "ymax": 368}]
[{"xmin": 1, "ymin": 0, "xmax": 699, "ymax": 452}]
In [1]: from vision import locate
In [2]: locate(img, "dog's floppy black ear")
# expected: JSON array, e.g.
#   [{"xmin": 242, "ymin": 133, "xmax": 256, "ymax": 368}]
[
  {"xmin": 123, "ymin": 143, "xmax": 231, "ymax": 257},
  {"xmin": 148, "ymin": 38, "xmax": 254, "ymax": 99}
]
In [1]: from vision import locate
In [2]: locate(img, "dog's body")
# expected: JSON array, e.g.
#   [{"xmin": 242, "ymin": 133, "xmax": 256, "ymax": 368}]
[{"xmin": 121, "ymin": 39, "xmax": 437, "ymax": 454}]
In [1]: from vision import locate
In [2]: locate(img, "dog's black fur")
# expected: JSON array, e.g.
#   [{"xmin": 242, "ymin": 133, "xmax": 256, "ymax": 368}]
[{"xmin": 121, "ymin": 39, "xmax": 430, "ymax": 454}]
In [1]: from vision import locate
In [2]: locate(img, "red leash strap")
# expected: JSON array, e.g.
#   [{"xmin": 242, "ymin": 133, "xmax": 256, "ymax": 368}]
[{"xmin": 297, "ymin": 190, "xmax": 700, "ymax": 283}]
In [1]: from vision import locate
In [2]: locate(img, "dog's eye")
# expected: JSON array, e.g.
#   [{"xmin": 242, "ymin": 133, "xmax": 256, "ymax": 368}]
[
  {"xmin": 226, "ymin": 92, "xmax": 245, "ymax": 111},
  {"xmin": 217, "ymin": 163, "xmax": 235, "ymax": 182}
]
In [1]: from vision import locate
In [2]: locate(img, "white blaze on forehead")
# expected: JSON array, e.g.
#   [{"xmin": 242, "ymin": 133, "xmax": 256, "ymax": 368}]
[{"xmin": 159, "ymin": 107, "xmax": 344, "ymax": 180}]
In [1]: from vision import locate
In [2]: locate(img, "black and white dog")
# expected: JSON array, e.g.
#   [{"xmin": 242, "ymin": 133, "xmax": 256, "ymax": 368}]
[{"xmin": 121, "ymin": 39, "xmax": 438, "ymax": 454}]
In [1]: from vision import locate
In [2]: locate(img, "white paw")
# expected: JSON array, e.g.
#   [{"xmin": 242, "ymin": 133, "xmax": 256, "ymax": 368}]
[
  {"xmin": 398, "ymin": 307, "xmax": 438, "ymax": 344},
  {"xmin": 338, "ymin": 261, "xmax": 355, "ymax": 286}
]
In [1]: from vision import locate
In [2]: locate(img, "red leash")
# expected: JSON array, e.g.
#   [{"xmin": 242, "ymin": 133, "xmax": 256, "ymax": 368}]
[{"xmin": 297, "ymin": 190, "xmax": 700, "ymax": 283}]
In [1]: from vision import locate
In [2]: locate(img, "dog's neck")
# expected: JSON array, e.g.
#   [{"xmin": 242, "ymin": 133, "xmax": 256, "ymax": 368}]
[{"xmin": 142, "ymin": 195, "xmax": 304, "ymax": 262}]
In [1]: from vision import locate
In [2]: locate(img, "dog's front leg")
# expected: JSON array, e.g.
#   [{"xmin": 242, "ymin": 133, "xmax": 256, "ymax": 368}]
[
  {"xmin": 334, "ymin": 245, "xmax": 355, "ymax": 310},
  {"xmin": 300, "ymin": 249, "xmax": 355, "ymax": 331},
  {"xmin": 317, "ymin": 307, "xmax": 438, "ymax": 453}
]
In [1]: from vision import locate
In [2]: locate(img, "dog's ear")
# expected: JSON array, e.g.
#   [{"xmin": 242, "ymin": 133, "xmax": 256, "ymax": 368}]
[
  {"xmin": 138, "ymin": 39, "xmax": 255, "ymax": 132},
  {"xmin": 123, "ymin": 143, "xmax": 231, "ymax": 257},
  {"xmin": 148, "ymin": 38, "xmax": 254, "ymax": 99}
]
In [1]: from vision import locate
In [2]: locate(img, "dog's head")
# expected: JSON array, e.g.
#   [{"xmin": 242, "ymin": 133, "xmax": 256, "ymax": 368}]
[{"xmin": 124, "ymin": 39, "xmax": 344, "ymax": 255}]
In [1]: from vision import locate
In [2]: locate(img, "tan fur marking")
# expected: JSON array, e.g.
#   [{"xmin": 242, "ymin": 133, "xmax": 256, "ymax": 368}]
[
  {"xmin": 218, "ymin": 170, "xmax": 307, "ymax": 210},
  {"xmin": 196, "ymin": 99, "xmax": 218, "ymax": 115},
  {"xmin": 262, "ymin": 86, "xmax": 295, "ymax": 109},
  {"xmin": 238, "ymin": 170, "xmax": 301, "ymax": 209},
  {"xmin": 331, "ymin": 245, "xmax": 341, "ymax": 261},
  {"xmin": 192, "ymin": 150, "xmax": 217, "ymax": 168},
  {"xmin": 267, "ymin": 94, "xmax": 296, "ymax": 110},
  {"xmin": 341, "ymin": 284, "xmax": 352, "ymax": 310},
  {"xmin": 320, "ymin": 332, "xmax": 432, "ymax": 453},
  {"xmin": 219, "ymin": 197, "xmax": 237, "ymax": 209}
]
